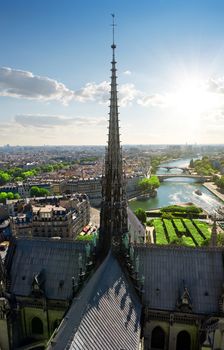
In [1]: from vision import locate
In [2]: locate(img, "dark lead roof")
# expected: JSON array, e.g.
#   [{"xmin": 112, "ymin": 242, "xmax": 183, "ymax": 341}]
[
  {"xmin": 48, "ymin": 252, "xmax": 141, "ymax": 350},
  {"xmin": 135, "ymin": 245, "xmax": 224, "ymax": 314},
  {"xmin": 8, "ymin": 238, "xmax": 88, "ymax": 300}
]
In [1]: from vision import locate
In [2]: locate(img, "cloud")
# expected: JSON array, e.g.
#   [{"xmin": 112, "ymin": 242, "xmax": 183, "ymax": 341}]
[
  {"xmin": 0, "ymin": 66, "xmax": 175, "ymax": 110},
  {"xmin": 137, "ymin": 93, "xmax": 169, "ymax": 107},
  {"xmin": 74, "ymin": 81, "xmax": 140, "ymax": 107},
  {"xmin": 74, "ymin": 81, "xmax": 110, "ymax": 103},
  {"xmin": 119, "ymin": 83, "xmax": 140, "ymax": 106},
  {"xmin": 123, "ymin": 70, "xmax": 131, "ymax": 75},
  {"xmin": 0, "ymin": 67, "xmax": 139, "ymax": 107},
  {"xmin": 14, "ymin": 114, "xmax": 106, "ymax": 128},
  {"xmin": 0, "ymin": 67, "xmax": 74, "ymax": 104},
  {"xmin": 15, "ymin": 114, "xmax": 73, "ymax": 128},
  {"xmin": 206, "ymin": 77, "xmax": 224, "ymax": 94},
  {"xmin": 202, "ymin": 109, "xmax": 224, "ymax": 124}
]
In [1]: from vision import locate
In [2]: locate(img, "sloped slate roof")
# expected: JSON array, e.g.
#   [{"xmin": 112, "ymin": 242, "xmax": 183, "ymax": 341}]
[
  {"xmin": 127, "ymin": 207, "xmax": 145, "ymax": 240},
  {"xmin": 135, "ymin": 245, "xmax": 224, "ymax": 314},
  {"xmin": 48, "ymin": 252, "xmax": 141, "ymax": 350},
  {"xmin": 8, "ymin": 238, "xmax": 87, "ymax": 300}
]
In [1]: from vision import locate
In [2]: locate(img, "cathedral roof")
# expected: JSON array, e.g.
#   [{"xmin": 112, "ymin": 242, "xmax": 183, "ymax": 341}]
[
  {"xmin": 48, "ymin": 252, "xmax": 141, "ymax": 350},
  {"xmin": 134, "ymin": 245, "xmax": 224, "ymax": 314},
  {"xmin": 7, "ymin": 237, "xmax": 89, "ymax": 300}
]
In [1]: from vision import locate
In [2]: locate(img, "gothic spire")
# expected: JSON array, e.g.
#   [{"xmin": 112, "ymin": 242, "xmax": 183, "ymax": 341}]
[{"xmin": 99, "ymin": 15, "xmax": 128, "ymax": 256}]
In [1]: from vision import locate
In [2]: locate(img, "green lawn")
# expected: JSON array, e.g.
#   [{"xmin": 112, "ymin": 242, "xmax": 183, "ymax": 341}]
[
  {"xmin": 183, "ymin": 219, "xmax": 205, "ymax": 246},
  {"xmin": 152, "ymin": 218, "xmax": 210, "ymax": 247},
  {"xmin": 153, "ymin": 219, "xmax": 168, "ymax": 244},
  {"xmin": 182, "ymin": 235, "xmax": 195, "ymax": 247},
  {"xmin": 193, "ymin": 219, "xmax": 211, "ymax": 239},
  {"xmin": 173, "ymin": 218, "xmax": 187, "ymax": 234},
  {"xmin": 163, "ymin": 219, "xmax": 177, "ymax": 242}
]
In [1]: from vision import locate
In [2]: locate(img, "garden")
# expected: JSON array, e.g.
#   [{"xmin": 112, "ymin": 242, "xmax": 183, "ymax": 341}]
[{"xmin": 152, "ymin": 218, "xmax": 211, "ymax": 247}]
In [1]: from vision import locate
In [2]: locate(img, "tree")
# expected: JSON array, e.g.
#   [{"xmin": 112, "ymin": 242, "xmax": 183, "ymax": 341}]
[
  {"xmin": 134, "ymin": 208, "xmax": 146, "ymax": 224},
  {"xmin": 148, "ymin": 175, "xmax": 160, "ymax": 190},
  {"xmin": 216, "ymin": 176, "xmax": 224, "ymax": 191},
  {"xmin": 41, "ymin": 165, "xmax": 54, "ymax": 173},
  {"xmin": 7, "ymin": 192, "xmax": 14, "ymax": 200},
  {"xmin": 0, "ymin": 192, "xmax": 8, "ymax": 202},
  {"xmin": 22, "ymin": 170, "xmax": 37, "ymax": 179},
  {"xmin": 0, "ymin": 171, "xmax": 11, "ymax": 185},
  {"xmin": 30, "ymin": 186, "xmax": 50, "ymax": 197},
  {"xmin": 138, "ymin": 176, "xmax": 160, "ymax": 193},
  {"xmin": 0, "ymin": 192, "xmax": 21, "ymax": 202},
  {"xmin": 217, "ymin": 232, "xmax": 224, "ymax": 246},
  {"xmin": 138, "ymin": 178, "xmax": 151, "ymax": 192}
]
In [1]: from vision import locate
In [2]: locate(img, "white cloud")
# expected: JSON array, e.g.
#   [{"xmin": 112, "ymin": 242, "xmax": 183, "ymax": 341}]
[
  {"xmin": 137, "ymin": 93, "xmax": 169, "ymax": 107},
  {"xmin": 74, "ymin": 81, "xmax": 140, "ymax": 107},
  {"xmin": 123, "ymin": 70, "xmax": 131, "ymax": 75},
  {"xmin": 15, "ymin": 114, "xmax": 73, "ymax": 128},
  {"xmin": 7, "ymin": 66, "xmax": 224, "ymax": 114},
  {"xmin": 0, "ymin": 67, "xmax": 74, "ymax": 104},
  {"xmin": 119, "ymin": 83, "xmax": 140, "ymax": 106},
  {"xmin": 14, "ymin": 114, "xmax": 106, "ymax": 129},
  {"xmin": 206, "ymin": 77, "xmax": 224, "ymax": 94},
  {"xmin": 0, "ymin": 67, "xmax": 139, "ymax": 107},
  {"xmin": 74, "ymin": 81, "xmax": 110, "ymax": 103},
  {"xmin": 201, "ymin": 109, "xmax": 224, "ymax": 124},
  {"xmin": 0, "ymin": 114, "xmax": 108, "ymax": 145}
]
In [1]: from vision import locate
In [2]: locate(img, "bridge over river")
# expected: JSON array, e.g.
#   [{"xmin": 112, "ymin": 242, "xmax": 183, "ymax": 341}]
[
  {"xmin": 157, "ymin": 165, "xmax": 192, "ymax": 172},
  {"xmin": 157, "ymin": 174, "xmax": 212, "ymax": 182}
]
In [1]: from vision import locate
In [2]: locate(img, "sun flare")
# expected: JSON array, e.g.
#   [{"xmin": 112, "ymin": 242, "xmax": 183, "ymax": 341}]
[{"xmin": 170, "ymin": 77, "xmax": 220, "ymax": 119}]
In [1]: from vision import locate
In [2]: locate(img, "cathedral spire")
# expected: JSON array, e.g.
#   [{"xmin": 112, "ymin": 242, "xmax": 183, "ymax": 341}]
[{"xmin": 99, "ymin": 15, "xmax": 128, "ymax": 256}]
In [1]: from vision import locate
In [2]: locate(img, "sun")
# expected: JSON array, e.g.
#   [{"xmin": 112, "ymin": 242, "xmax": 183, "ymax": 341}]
[{"xmin": 170, "ymin": 76, "xmax": 219, "ymax": 118}]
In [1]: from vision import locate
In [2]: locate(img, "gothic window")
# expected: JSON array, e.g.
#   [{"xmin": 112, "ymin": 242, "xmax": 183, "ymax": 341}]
[
  {"xmin": 176, "ymin": 330, "xmax": 191, "ymax": 350},
  {"xmin": 31, "ymin": 317, "xmax": 43, "ymax": 335},
  {"xmin": 151, "ymin": 326, "xmax": 165, "ymax": 349}
]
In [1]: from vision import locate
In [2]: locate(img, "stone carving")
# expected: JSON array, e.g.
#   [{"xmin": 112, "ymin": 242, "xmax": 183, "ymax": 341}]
[{"xmin": 177, "ymin": 284, "xmax": 192, "ymax": 312}]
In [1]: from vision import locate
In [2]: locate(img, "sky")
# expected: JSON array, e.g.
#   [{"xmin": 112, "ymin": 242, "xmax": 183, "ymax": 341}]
[{"xmin": 1, "ymin": 0, "xmax": 224, "ymax": 145}]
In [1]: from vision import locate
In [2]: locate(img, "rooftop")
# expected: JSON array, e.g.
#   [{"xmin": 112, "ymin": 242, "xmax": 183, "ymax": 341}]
[
  {"xmin": 134, "ymin": 244, "xmax": 224, "ymax": 314},
  {"xmin": 48, "ymin": 252, "xmax": 141, "ymax": 350},
  {"xmin": 7, "ymin": 237, "xmax": 91, "ymax": 300}
]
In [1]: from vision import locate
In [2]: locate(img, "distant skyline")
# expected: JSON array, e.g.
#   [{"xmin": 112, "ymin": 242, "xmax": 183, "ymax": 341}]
[{"xmin": 1, "ymin": 0, "xmax": 224, "ymax": 145}]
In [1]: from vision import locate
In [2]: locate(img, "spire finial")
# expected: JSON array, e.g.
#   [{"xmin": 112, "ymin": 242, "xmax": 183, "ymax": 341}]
[{"xmin": 111, "ymin": 14, "xmax": 116, "ymax": 50}]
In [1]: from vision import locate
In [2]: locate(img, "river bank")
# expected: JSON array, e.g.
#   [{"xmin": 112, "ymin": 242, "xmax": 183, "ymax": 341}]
[
  {"xmin": 203, "ymin": 182, "xmax": 224, "ymax": 203},
  {"xmin": 129, "ymin": 158, "xmax": 224, "ymax": 214}
]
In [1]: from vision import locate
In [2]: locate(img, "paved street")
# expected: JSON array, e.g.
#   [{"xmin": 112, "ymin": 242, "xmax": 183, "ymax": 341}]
[
  {"xmin": 203, "ymin": 182, "xmax": 224, "ymax": 203},
  {"xmin": 90, "ymin": 207, "xmax": 100, "ymax": 227}
]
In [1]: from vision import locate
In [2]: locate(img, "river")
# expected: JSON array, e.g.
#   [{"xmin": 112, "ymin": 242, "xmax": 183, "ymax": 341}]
[{"xmin": 129, "ymin": 158, "xmax": 224, "ymax": 213}]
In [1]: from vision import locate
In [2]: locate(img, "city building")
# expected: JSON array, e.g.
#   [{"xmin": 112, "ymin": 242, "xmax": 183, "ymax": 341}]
[
  {"xmin": 60, "ymin": 174, "xmax": 143, "ymax": 207},
  {"xmin": 10, "ymin": 194, "xmax": 90, "ymax": 239}
]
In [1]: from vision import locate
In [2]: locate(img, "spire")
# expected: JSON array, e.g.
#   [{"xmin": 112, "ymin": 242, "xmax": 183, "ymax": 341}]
[
  {"xmin": 111, "ymin": 13, "xmax": 116, "ymax": 49},
  {"xmin": 99, "ymin": 15, "xmax": 128, "ymax": 256}
]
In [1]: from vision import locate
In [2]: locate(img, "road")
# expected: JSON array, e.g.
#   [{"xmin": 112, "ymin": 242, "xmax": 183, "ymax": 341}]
[{"xmin": 90, "ymin": 207, "xmax": 100, "ymax": 227}]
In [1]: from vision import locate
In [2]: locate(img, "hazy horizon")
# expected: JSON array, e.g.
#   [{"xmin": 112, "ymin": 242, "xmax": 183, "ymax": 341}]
[{"xmin": 1, "ymin": 143, "xmax": 224, "ymax": 148}]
